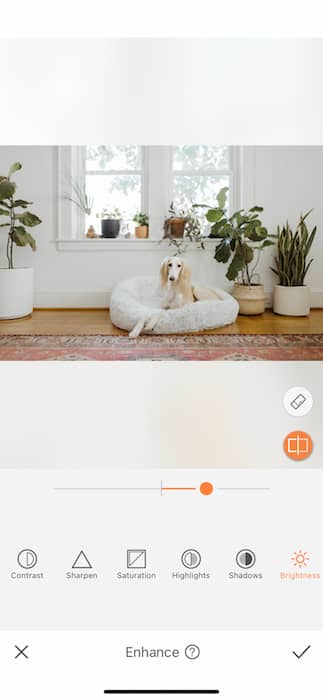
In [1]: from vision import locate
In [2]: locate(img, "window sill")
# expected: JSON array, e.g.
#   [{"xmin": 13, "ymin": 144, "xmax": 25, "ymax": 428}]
[{"xmin": 56, "ymin": 238, "xmax": 213, "ymax": 252}]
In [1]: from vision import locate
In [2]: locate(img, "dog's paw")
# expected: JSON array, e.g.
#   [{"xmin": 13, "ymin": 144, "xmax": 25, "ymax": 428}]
[
  {"xmin": 144, "ymin": 313, "xmax": 161, "ymax": 332},
  {"xmin": 144, "ymin": 320, "xmax": 156, "ymax": 332},
  {"xmin": 129, "ymin": 329, "xmax": 139, "ymax": 339}
]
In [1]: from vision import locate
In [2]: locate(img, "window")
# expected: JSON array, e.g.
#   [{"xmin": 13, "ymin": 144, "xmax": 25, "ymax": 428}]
[
  {"xmin": 171, "ymin": 145, "xmax": 231, "ymax": 217},
  {"xmin": 84, "ymin": 146, "xmax": 144, "ymax": 235},
  {"xmin": 58, "ymin": 146, "xmax": 239, "ymax": 244}
]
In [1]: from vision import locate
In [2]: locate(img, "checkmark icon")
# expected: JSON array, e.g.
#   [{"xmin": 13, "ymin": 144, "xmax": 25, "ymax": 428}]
[{"xmin": 292, "ymin": 645, "xmax": 311, "ymax": 659}]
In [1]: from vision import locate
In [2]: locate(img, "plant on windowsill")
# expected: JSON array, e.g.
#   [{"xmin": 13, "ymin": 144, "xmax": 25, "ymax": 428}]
[
  {"xmin": 0, "ymin": 162, "xmax": 42, "ymax": 320},
  {"xmin": 133, "ymin": 212, "xmax": 149, "ymax": 239},
  {"xmin": 98, "ymin": 208, "xmax": 122, "ymax": 238},
  {"xmin": 64, "ymin": 179, "xmax": 94, "ymax": 216},
  {"xmin": 194, "ymin": 187, "xmax": 275, "ymax": 315},
  {"xmin": 163, "ymin": 206, "xmax": 204, "ymax": 255},
  {"xmin": 271, "ymin": 211, "xmax": 316, "ymax": 316},
  {"xmin": 163, "ymin": 202, "xmax": 189, "ymax": 239}
]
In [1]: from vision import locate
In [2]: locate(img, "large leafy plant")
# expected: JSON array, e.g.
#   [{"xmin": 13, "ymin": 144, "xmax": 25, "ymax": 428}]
[
  {"xmin": 194, "ymin": 187, "xmax": 274, "ymax": 284},
  {"xmin": 0, "ymin": 162, "xmax": 41, "ymax": 269},
  {"xmin": 271, "ymin": 211, "xmax": 316, "ymax": 286}
]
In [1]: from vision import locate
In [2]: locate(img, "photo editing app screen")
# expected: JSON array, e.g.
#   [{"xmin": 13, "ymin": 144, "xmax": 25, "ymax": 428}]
[{"xmin": 1, "ymin": 36, "xmax": 323, "ymax": 700}]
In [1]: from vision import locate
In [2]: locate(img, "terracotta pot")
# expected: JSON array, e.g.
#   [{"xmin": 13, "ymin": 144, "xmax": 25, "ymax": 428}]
[
  {"xmin": 233, "ymin": 282, "xmax": 266, "ymax": 315},
  {"xmin": 169, "ymin": 217, "xmax": 187, "ymax": 238},
  {"xmin": 135, "ymin": 225, "xmax": 149, "ymax": 239},
  {"xmin": 273, "ymin": 285, "xmax": 310, "ymax": 316}
]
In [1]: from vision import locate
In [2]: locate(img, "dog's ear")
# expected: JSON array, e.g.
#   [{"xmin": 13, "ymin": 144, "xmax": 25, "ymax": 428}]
[
  {"xmin": 160, "ymin": 258, "xmax": 169, "ymax": 286},
  {"xmin": 180, "ymin": 260, "xmax": 191, "ymax": 283}
]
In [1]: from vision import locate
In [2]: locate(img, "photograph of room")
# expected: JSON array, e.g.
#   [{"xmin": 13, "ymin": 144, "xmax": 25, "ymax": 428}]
[{"xmin": 0, "ymin": 144, "xmax": 322, "ymax": 360}]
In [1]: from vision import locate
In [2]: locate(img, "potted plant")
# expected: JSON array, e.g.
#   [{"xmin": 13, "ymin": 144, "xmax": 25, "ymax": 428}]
[
  {"xmin": 194, "ymin": 187, "xmax": 275, "ymax": 314},
  {"xmin": 99, "ymin": 208, "xmax": 122, "ymax": 238},
  {"xmin": 164, "ymin": 202, "xmax": 188, "ymax": 238},
  {"xmin": 133, "ymin": 212, "xmax": 149, "ymax": 239},
  {"xmin": 64, "ymin": 178, "xmax": 94, "ymax": 216},
  {"xmin": 163, "ymin": 209, "xmax": 205, "ymax": 255},
  {"xmin": 0, "ymin": 162, "xmax": 42, "ymax": 319},
  {"xmin": 271, "ymin": 211, "xmax": 316, "ymax": 316}
]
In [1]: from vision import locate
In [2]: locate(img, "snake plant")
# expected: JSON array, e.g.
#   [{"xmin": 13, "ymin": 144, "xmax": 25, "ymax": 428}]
[{"xmin": 271, "ymin": 211, "xmax": 316, "ymax": 286}]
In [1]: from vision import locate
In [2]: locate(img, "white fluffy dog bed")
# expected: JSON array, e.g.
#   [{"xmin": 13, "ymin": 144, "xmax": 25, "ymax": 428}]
[{"xmin": 110, "ymin": 276, "xmax": 239, "ymax": 334}]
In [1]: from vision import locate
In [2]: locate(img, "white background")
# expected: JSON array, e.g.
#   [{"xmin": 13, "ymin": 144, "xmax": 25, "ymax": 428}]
[
  {"xmin": 0, "ymin": 362, "xmax": 321, "ymax": 468},
  {"xmin": 1, "ymin": 38, "xmax": 323, "ymax": 144},
  {"xmin": 0, "ymin": 0, "xmax": 323, "ymax": 36}
]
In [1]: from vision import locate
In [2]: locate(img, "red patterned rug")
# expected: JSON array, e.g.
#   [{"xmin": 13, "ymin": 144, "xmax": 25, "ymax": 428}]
[{"xmin": 0, "ymin": 334, "xmax": 322, "ymax": 360}]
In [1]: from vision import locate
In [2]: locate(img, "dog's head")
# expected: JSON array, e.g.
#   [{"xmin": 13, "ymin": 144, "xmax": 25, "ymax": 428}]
[{"xmin": 160, "ymin": 256, "xmax": 191, "ymax": 285}]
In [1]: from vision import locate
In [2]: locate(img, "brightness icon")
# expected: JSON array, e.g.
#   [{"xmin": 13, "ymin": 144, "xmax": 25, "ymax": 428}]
[{"xmin": 291, "ymin": 549, "xmax": 310, "ymax": 569}]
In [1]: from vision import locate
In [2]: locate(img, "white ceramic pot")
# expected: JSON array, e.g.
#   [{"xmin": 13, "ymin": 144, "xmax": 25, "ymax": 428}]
[
  {"xmin": 0, "ymin": 268, "xmax": 34, "ymax": 319},
  {"xmin": 233, "ymin": 283, "xmax": 266, "ymax": 315},
  {"xmin": 273, "ymin": 285, "xmax": 310, "ymax": 316}
]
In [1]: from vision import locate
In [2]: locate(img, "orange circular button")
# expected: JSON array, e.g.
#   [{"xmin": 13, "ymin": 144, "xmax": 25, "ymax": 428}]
[
  {"xmin": 283, "ymin": 431, "xmax": 313, "ymax": 461},
  {"xmin": 200, "ymin": 481, "xmax": 214, "ymax": 495}
]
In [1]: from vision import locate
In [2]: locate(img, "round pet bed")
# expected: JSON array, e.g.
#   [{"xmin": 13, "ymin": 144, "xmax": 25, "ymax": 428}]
[{"xmin": 110, "ymin": 276, "xmax": 239, "ymax": 334}]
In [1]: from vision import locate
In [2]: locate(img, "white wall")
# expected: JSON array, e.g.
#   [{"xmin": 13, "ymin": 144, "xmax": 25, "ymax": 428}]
[{"xmin": 0, "ymin": 145, "xmax": 322, "ymax": 307}]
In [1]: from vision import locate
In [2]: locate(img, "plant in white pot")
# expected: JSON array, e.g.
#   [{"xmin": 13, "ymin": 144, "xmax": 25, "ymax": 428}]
[
  {"xmin": 271, "ymin": 211, "xmax": 316, "ymax": 316},
  {"xmin": 194, "ymin": 187, "xmax": 275, "ymax": 314},
  {"xmin": 0, "ymin": 162, "xmax": 42, "ymax": 319}
]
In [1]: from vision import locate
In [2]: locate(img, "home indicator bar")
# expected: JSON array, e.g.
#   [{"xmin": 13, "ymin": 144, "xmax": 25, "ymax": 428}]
[{"xmin": 103, "ymin": 691, "xmax": 220, "ymax": 695}]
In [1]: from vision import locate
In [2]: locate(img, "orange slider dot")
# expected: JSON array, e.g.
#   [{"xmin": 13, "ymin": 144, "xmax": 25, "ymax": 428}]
[{"xmin": 200, "ymin": 482, "xmax": 214, "ymax": 496}]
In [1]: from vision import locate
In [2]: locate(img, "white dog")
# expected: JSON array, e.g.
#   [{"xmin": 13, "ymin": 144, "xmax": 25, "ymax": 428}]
[
  {"xmin": 129, "ymin": 256, "xmax": 194, "ymax": 338},
  {"xmin": 159, "ymin": 256, "xmax": 195, "ymax": 308}
]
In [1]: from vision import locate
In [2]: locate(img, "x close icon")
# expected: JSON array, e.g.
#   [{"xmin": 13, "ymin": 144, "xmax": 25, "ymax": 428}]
[{"xmin": 14, "ymin": 645, "xmax": 29, "ymax": 660}]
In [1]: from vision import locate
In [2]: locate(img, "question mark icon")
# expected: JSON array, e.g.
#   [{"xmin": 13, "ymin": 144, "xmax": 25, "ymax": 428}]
[{"xmin": 185, "ymin": 644, "xmax": 200, "ymax": 660}]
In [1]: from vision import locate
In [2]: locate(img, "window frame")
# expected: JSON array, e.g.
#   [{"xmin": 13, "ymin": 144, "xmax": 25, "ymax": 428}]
[
  {"xmin": 170, "ymin": 145, "xmax": 240, "ymax": 212},
  {"xmin": 84, "ymin": 145, "xmax": 147, "ymax": 227},
  {"xmin": 57, "ymin": 145, "xmax": 241, "ymax": 249}
]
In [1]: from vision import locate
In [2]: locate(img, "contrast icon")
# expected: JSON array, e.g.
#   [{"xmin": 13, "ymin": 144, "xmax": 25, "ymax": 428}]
[
  {"xmin": 181, "ymin": 549, "xmax": 201, "ymax": 569},
  {"xmin": 284, "ymin": 387, "xmax": 313, "ymax": 417},
  {"xmin": 284, "ymin": 431, "xmax": 313, "ymax": 460},
  {"xmin": 127, "ymin": 549, "xmax": 147, "ymax": 569},
  {"xmin": 236, "ymin": 549, "xmax": 256, "ymax": 569},
  {"xmin": 291, "ymin": 549, "xmax": 310, "ymax": 569},
  {"xmin": 17, "ymin": 549, "xmax": 38, "ymax": 570}
]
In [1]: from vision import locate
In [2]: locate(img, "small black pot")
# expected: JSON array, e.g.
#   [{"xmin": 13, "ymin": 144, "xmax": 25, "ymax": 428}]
[{"xmin": 101, "ymin": 219, "xmax": 121, "ymax": 238}]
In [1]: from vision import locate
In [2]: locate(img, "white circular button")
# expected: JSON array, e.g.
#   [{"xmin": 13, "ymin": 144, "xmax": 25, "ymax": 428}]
[{"xmin": 283, "ymin": 387, "xmax": 313, "ymax": 417}]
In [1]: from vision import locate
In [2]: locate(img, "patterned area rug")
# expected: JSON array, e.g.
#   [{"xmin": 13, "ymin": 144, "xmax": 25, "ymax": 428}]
[{"xmin": 0, "ymin": 334, "xmax": 322, "ymax": 360}]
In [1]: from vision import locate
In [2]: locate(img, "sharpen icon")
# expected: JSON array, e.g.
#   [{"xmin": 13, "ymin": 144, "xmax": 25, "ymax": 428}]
[{"xmin": 72, "ymin": 550, "xmax": 92, "ymax": 569}]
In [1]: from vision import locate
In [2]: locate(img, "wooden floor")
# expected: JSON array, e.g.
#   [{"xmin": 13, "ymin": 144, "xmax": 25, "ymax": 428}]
[{"xmin": 0, "ymin": 308, "xmax": 322, "ymax": 335}]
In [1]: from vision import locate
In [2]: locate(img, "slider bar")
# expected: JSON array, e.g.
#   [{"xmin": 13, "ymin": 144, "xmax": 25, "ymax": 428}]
[{"xmin": 104, "ymin": 692, "xmax": 219, "ymax": 695}]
